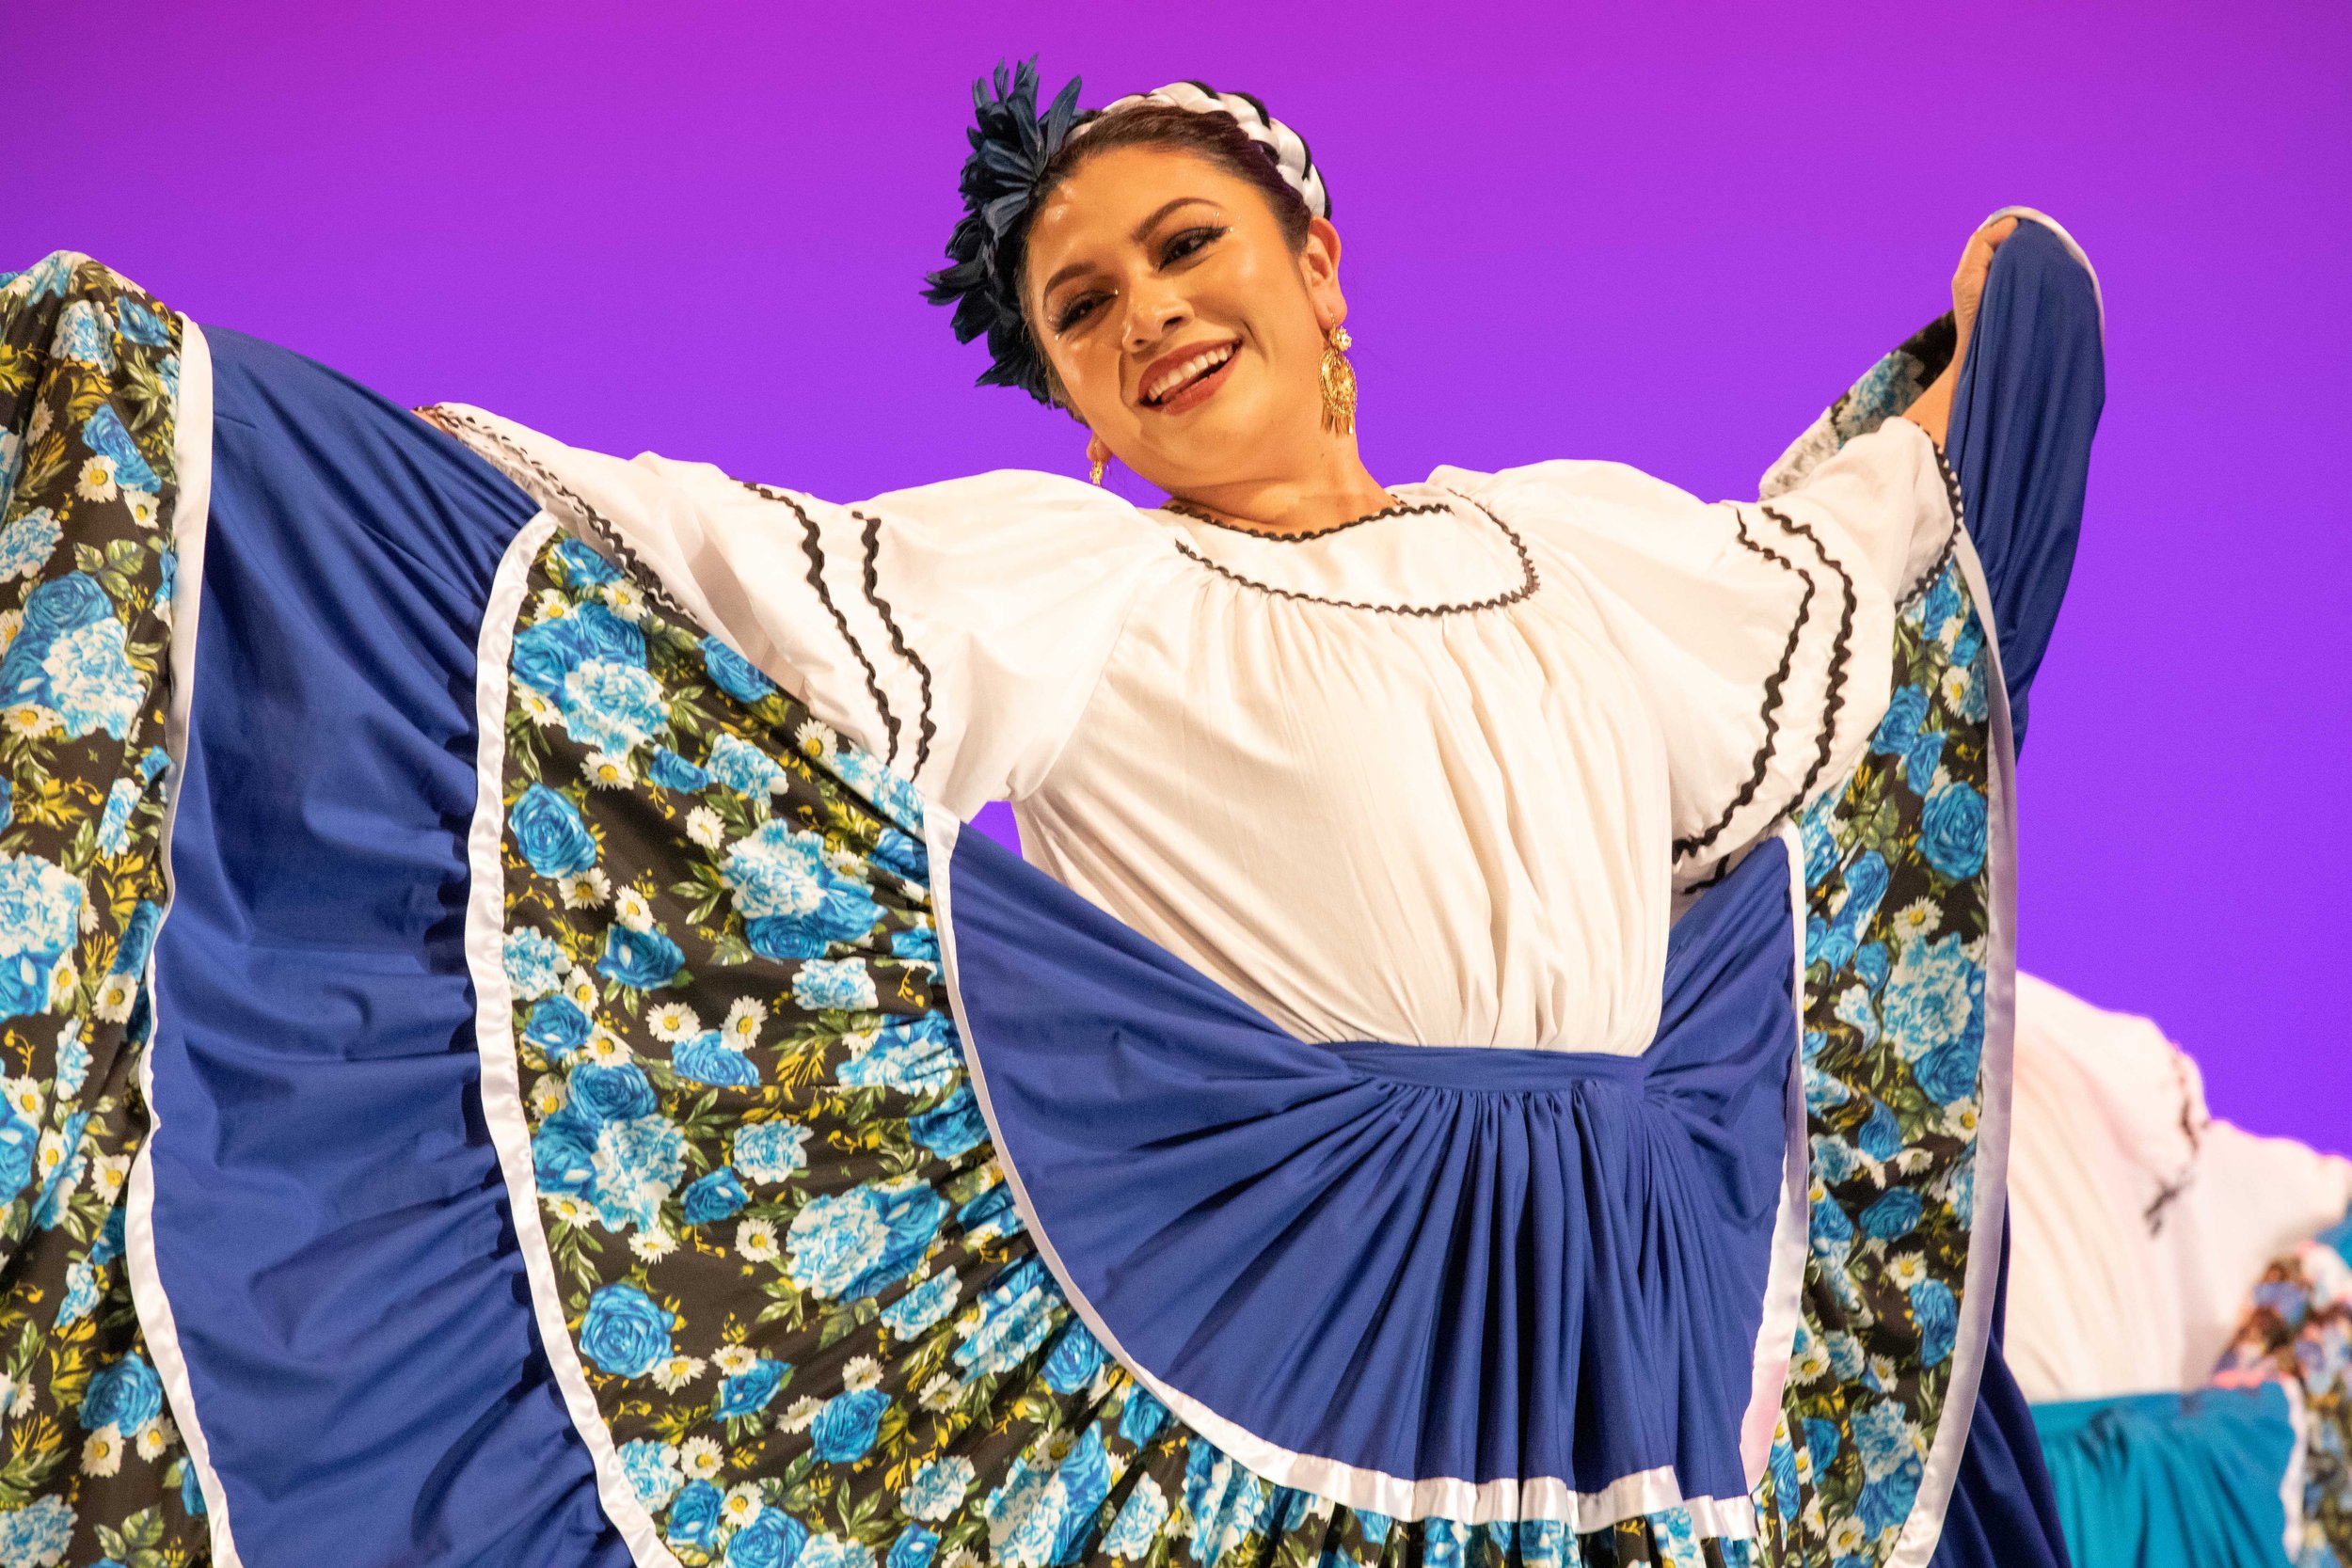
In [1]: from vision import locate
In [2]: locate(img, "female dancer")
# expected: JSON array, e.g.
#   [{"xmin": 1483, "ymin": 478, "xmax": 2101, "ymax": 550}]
[{"xmin": 0, "ymin": 57, "xmax": 2100, "ymax": 1568}]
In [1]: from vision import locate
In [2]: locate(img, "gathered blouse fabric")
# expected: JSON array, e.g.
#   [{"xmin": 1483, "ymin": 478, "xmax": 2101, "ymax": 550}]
[{"xmin": 444, "ymin": 406, "xmax": 1958, "ymax": 1055}]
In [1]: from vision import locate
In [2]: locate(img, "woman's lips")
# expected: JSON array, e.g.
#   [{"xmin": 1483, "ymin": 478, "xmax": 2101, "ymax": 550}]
[{"xmin": 1148, "ymin": 348, "xmax": 1237, "ymax": 415}]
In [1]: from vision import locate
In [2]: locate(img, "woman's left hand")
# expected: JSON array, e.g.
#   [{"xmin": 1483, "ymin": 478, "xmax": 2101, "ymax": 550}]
[
  {"xmin": 1903, "ymin": 214, "xmax": 2022, "ymax": 448},
  {"xmin": 1950, "ymin": 214, "xmax": 2020, "ymax": 364}
]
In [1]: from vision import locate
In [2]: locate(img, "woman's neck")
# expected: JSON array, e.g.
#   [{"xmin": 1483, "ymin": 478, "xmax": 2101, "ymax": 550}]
[{"xmin": 1166, "ymin": 444, "xmax": 1391, "ymax": 536}]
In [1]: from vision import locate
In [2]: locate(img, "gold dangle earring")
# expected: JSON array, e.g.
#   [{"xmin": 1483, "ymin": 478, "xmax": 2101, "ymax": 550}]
[
  {"xmin": 1086, "ymin": 434, "xmax": 1109, "ymax": 486},
  {"xmin": 1319, "ymin": 325, "xmax": 1359, "ymax": 437}
]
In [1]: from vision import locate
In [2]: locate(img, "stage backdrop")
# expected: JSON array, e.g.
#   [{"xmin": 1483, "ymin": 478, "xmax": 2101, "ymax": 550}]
[{"xmin": 13, "ymin": 1, "xmax": 2346, "ymax": 1148}]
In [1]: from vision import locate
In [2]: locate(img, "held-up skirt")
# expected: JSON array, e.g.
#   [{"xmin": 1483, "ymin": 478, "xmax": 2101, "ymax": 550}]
[{"xmin": 0, "ymin": 219, "xmax": 2101, "ymax": 1568}]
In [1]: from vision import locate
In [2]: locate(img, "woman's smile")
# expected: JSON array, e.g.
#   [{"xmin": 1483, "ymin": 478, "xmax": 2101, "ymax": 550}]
[{"xmin": 1138, "ymin": 340, "xmax": 1239, "ymax": 411}]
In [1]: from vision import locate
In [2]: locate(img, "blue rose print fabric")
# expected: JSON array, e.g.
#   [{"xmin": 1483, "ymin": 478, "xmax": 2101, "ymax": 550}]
[{"xmin": 0, "ymin": 255, "xmax": 209, "ymax": 1563}]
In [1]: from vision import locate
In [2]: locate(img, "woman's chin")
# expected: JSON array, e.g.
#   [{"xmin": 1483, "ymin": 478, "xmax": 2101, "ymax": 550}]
[{"xmin": 1140, "ymin": 397, "xmax": 1283, "ymax": 478}]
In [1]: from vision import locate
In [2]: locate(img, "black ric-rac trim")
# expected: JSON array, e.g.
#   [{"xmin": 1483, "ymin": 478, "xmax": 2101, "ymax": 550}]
[
  {"xmin": 850, "ymin": 507, "xmax": 934, "ymax": 781},
  {"xmin": 735, "ymin": 480, "xmax": 899, "ymax": 768}
]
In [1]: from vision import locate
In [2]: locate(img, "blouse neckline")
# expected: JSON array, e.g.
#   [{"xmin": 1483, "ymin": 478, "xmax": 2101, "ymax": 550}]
[
  {"xmin": 1158, "ymin": 491, "xmax": 1453, "ymax": 543},
  {"xmin": 1163, "ymin": 491, "xmax": 1544, "ymax": 617}
]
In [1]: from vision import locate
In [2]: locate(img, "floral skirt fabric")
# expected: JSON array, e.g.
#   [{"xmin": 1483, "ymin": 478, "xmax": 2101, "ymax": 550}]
[
  {"xmin": 0, "ymin": 254, "xmax": 215, "ymax": 1565},
  {"xmin": 0, "ymin": 246, "xmax": 2058, "ymax": 1568},
  {"xmin": 469, "ymin": 512, "xmax": 2006, "ymax": 1568}
]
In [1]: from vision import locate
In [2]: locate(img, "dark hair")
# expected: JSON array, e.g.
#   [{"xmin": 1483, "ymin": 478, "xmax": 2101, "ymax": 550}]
[
  {"xmin": 925, "ymin": 63, "xmax": 1317, "ymax": 406},
  {"xmin": 1035, "ymin": 103, "xmax": 1315, "ymax": 261}
]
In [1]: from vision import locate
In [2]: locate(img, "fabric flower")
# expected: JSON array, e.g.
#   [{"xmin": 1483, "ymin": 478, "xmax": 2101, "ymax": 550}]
[
  {"xmin": 502, "ymin": 928, "xmax": 568, "ymax": 1001},
  {"xmin": 0, "ymin": 1494, "xmax": 75, "ymax": 1566},
  {"xmin": 713, "ymin": 1357, "xmax": 787, "ymax": 1418},
  {"xmin": 648, "ymin": 748, "xmax": 710, "ymax": 793},
  {"xmin": 590, "ymin": 1113, "xmax": 687, "ymax": 1231},
  {"xmin": 787, "ymin": 1179, "xmax": 946, "ymax": 1302},
  {"xmin": 79, "ymin": 404, "xmax": 159, "ymax": 491},
  {"xmin": 802, "ymin": 1533, "xmax": 877, "ymax": 1568},
  {"xmin": 56, "ymin": 300, "xmax": 117, "ymax": 370},
  {"xmin": 511, "ymin": 784, "xmax": 599, "ymax": 878},
  {"xmin": 563, "ymin": 660, "xmax": 667, "ymax": 754},
  {"xmin": 681, "ymin": 1168, "xmax": 749, "ymax": 1226},
  {"xmin": 837, "ymin": 1014, "xmax": 958, "ymax": 1095},
  {"xmin": 720, "ymin": 823, "xmax": 825, "ymax": 917},
  {"xmin": 1119, "ymin": 1387, "xmax": 1169, "ymax": 1449},
  {"xmin": 78, "ymin": 1354, "xmax": 162, "ymax": 1435},
  {"xmin": 901, "ymin": 1455, "xmax": 976, "ymax": 1523},
  {"xmin": 95, "ymin": 778, "xmax": 138, "ymax": 856},
  {"xmin": 675, "ymin": 1031, "xmax": 760, "ymax": 1087},
  {"xmin": 571, "ymin": 1063, "xmax": 660, "ymax": 1125},
  {"xmin": 1880, "ymin": 933, "xmax": 1979, "ymax": 1064},
  {"xmin": 667, "ymin": 1480, "xmax": 723, "ymax": 1549},
  {"xmin": 0, "ymin": 508, "xmax": 61, "ymax": 582},
  {"xmin": 810, "ymin": 1387, "xmax": 889, "ymax": 1463},
  {"xmin": 726, "ymin": 1512, "xmax": 810, "ymax": 1568},
  {"xmin": 524, "ymin": 997, "xmax": 593, "ymax": 1062},
  {"xmin": 1919, "ymin": 783, "xmax": 1988, "ymax": 881},
  {"xmin": 707, "ymin": 733, "xmax": 789, "ymax": 798},
  {"xmin": 793, "ymin": 958, "xmax": 876, "ymax": 1012},
  {"xmin": 909, "ymin": 1085, "xmax": 988, "ymax": 1160},
  {"xmin": 40, "ymin": 615, "xmax": 142, "ymax": 738},
  {"xmin": 1910, "ymin": 1278, "xmax": 1959, "ymax": 1368},
  {"xmin": 1041, "ymin": 1322, "xmax": 1105, "ymax": 1394},
  {"xmin": 1858, "ymin": 1188, "xmax": 1922, "ymax": 1242},
  {"xmin": 1102, "ymin": 1476, "xmax": 1169, "ymax": 1559},
  {"xmin": 579, "ymin": 1282, "xmax": 674, "ymax": 1378},
  {"xmin": 881, "ymin": 1271, "xmax": 961, "ymax": 1340},
  {"xmin": 732, "ymin": 1120, "xmax": 812, "ymax": 1184},
  {"xmin": 512, "ymin": 602, "xmax": 646, "ymax": 697},
  {"xmin": 0, "ymin": 850, "xmax": 83, "ymax": 1020},
  {"xmin": 886, "ymin": 1525, "xmax": 940, "ymax": 1568},
  {"xmin": 954, "ymin": 1259, "xmax": 1057, "ymax": 1380},
  {"xmin": 597, "ymin": 921, "xmax": 683, "ymax": 991},
  {"xmin": 619, "ymin": 1438, "xmax": 682, "ymax": 1512},
  {"xmin": 704, "ymin": 637, "xmax": 778, "ymax": 704}
]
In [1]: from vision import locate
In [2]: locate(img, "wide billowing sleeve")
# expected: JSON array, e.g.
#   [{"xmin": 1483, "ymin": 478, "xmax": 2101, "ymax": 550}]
[
  {"xmin": 1439, "ymin": 416, "xmax": 1959, "ymax": 889},
  {"xmin": 429, "ymin": 405, "xmax": 1170, "ymax": 818}
]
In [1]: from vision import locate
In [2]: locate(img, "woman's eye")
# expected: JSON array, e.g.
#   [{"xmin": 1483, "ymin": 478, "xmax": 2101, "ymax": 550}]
[
  {"xmin": 1162, "ymin": 226, "xmax": 1226, "ymax": 266},
  {"xmin": 1055, "ymin": 295, "xmax": 1104, "ymax": 333}
]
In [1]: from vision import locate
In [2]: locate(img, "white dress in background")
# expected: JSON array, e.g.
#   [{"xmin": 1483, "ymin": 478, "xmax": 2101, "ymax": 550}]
[
  {"xmin": 447, "ymin": 408, "xmax": 1958, "ymax": 1054},
  {"xmin": 2005, "ymin": 971, "xmax": 2352, "ymax": 1402}
]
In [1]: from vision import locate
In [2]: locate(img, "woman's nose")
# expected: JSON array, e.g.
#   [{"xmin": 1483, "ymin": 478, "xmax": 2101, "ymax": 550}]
[{"xmin": 1120, "ymin": 289, "xmax": 1190, "ymax": 353}]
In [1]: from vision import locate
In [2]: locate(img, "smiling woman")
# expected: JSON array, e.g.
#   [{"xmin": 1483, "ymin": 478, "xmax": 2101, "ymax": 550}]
[{"xmin": 0, "ymin": 48, "xmax": 2106, "ymax": 1568}]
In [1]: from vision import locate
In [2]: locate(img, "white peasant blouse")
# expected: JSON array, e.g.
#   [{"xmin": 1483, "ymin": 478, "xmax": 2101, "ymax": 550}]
[{"xmin": 446, "ymin": 408, "xmax": 1959, "ymax": 1055}]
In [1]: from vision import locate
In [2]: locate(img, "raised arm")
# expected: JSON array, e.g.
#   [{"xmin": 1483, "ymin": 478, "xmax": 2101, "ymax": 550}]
[{"xmin": 1900, "ymin": 216, "xmax": 2022, "ymax": 450}]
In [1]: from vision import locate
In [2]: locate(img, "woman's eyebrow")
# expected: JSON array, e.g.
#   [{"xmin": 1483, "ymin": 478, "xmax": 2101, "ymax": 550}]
[{"xmin": 1129, "ymin": 196, "xmax": 1217, "ymax": 242}]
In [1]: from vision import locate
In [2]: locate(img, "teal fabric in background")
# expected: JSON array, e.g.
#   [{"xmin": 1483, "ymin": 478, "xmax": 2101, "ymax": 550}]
[
  {"xmin": 2034, "ymin": 1386, "xmax": 2298, "ymax": 1568},
  {"xmin": 2320, "ymin": 1212, "xmax": 2352, "ymax": 1268}
]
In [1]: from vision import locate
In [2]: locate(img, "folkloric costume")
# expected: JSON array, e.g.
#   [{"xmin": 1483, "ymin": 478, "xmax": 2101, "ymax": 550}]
[{"xmin": 0, "ymin": 60, "xmax": 2130, "ymax": 1568}]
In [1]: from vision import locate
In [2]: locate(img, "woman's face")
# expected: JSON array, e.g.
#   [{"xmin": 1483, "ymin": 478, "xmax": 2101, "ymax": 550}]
[{"xmin": 1023, "ymin": 144, "xmax": 1347, "ymax": 498}]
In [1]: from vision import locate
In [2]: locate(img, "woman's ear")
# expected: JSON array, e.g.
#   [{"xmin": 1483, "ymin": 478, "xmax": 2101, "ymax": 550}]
[{"xmin": 1299, "ymin": 216, "xmax": 1347, "ymax": 329}]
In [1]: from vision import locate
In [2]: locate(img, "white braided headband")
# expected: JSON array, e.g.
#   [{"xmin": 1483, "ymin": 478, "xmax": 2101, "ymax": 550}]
[{"xmin": 1083, "ymin": 81, "xmax": 1331, "ymax": 219}]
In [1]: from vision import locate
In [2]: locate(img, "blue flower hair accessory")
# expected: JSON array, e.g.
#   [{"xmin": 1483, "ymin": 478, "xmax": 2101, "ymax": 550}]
[{"xmin": 922, "ymin": 59, "xmax": 1085, "ymax": 404}]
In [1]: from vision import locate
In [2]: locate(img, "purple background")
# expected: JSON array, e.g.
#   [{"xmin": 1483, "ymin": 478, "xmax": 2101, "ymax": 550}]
[{"xmin": 15, "ymin": 3, "xmax": 2346, "ymax": 1148}]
